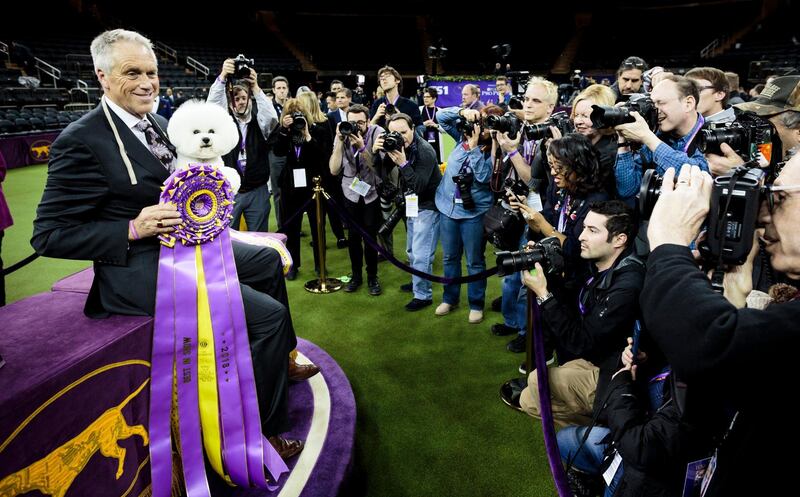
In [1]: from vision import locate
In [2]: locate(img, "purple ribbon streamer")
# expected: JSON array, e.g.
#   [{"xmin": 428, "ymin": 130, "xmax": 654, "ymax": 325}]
[{"xmin": 174, "ymin": 243, "xmax": 212, "ymax": 497}]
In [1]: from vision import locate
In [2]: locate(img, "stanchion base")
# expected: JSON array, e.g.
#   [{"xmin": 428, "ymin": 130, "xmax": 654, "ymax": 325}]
[{"xmin": 304, "ymin": 278, "xmax": 344, "ymax": 294}]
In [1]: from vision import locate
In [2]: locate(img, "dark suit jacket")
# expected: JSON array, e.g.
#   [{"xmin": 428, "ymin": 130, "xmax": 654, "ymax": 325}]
[
  {"xmin": 326, "ymin": 109, "xmax": 344, "ymax": 140},
  {"xmin": 31, "ymin": 103, "xmax": 172, "ymax": 318}
]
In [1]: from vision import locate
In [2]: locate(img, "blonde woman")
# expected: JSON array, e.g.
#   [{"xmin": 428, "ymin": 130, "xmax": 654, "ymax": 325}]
[{"xmin": 569, "ymin": 84, "xmax": 618, "ymax": 196}]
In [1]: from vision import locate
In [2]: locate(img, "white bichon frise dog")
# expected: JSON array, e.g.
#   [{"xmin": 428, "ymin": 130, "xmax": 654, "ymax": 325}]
[{"xmin": 167, "ymin": 100, "xmax": 242, "ymax": 194}]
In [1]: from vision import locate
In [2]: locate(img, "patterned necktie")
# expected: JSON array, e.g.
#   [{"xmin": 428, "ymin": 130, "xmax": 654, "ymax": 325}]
[{"xmin": 135, "ymin": 119, "xmax": 175, "ymax": 172}]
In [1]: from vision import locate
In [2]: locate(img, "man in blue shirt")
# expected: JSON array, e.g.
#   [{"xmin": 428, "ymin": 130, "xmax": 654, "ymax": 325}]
[{"xmin": 614, "ymin": 75, "xmax": 708, "ymax": 201}]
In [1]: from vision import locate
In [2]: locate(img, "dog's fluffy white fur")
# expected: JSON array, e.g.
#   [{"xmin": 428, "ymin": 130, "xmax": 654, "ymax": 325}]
[{"xmin": 167, "ymin": 100, "xmax": 242, "ymax": 194}]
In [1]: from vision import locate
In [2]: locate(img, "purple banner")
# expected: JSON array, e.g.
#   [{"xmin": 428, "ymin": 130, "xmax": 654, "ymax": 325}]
[
  {"xmin": 0, "ymin": 131, "xmax": 61, "ymax": 169},
  {"xmin": 425, "ymin": 80, "xmax": 504, "ymax": 108}
]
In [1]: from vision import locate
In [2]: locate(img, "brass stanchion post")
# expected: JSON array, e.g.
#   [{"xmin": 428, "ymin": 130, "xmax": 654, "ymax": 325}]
[{"xmin": 304, "ymin": 176, "xmax": 343, "ymax": 293}]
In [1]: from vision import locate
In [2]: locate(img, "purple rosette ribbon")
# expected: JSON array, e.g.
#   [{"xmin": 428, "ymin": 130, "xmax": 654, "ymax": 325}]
[{"xmin": 150, "ymin": 164, "xmax": 288, "ymax": 497}]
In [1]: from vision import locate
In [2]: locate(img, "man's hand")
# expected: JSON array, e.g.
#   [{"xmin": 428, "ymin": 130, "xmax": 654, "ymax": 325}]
[
  {"xmin": 707, "ymin": 142, "xmax": 745, "ymax": 176},
  {"xmin": 712, "ymin": 232, "xmax": 759, "ymax": 308},
  {"xmin": 372, "ymin": 103, "xmax": 387, "ymax": 123},
  {"xmin": 496, "ymin": 130, "xmax": 521, "ymax": 154},
  {"xmin": 131, "ymin": 204, "xmax": 181, "ymax": 240},
  {"xmin": 423, "ymin": 119, "xmax": 437, "ymax": 128},
  {"xmin": 621, "ymin": 336, "xmax": 647, "ymax": 368},
  {"xmin": 460, "ymin": 109, "xmax": 481, "ymax": 123},
  {"xmin": 386, "ymin": 147, "xmax": 407, "ymax": 167},
  {"xmin": 349, "ymin": 130, "xmax": 366, "ymax": 151},
  {"xmin": 615, "ymin": 111, "xmax": 659, "ymax": 149},
  {"xmin": 648, "ymin": 164, "xmax": 713, "ymax": 250},
  {"xmin": 219, "ymin": 59, "xmax": 235, "ymax": 81},
  {"xmin": 244, "ymin": 68, "xmax": 261, "ymax": 94},
  {"xmin": 466, "ymin": 123, "xmax": 481, "ymax": 150},
  {"xmin": 372, "ymin": 135, "xmax": 385, "ymax": 154},
  {"xmin": 522, "ymin": 262, "xmax": 549, "ymax": 297}
]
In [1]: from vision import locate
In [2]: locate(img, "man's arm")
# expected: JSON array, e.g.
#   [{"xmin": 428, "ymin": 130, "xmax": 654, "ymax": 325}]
[
  {"xmin": 253, "ymin": 90, "xmax": 278, "ymax": 138},
  {"xmin": 651, "ymin": 142, "xmax": 709, "ymax": 175},
  {"xmin": 207, "ymin": 76, "xmax": 228, "ymax": 109},
  {"xmin": 397, "ymin": 146, "xmax": 437, "ymax": 195},
  {"xmin": 614, "ymin": 150, "xmax": 646, "ymax": 200},
  {"xmin": 436, "ymin": 106, "xmax": 463, "ymax": 142}
]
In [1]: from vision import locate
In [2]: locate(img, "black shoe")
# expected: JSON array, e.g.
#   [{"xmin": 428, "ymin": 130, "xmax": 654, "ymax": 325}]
[
  {"xmin": 344, "ymin": 279, "xmax": 362, "ymax": 292},
  {"xmin": 368, "ymin": 277, "xmax": 382, "ymax": 296},
  {"xmin": 286, "ymin": 268, "xmax": 298, "ymax": 281},
  {"xmin": 491, "ymin": 296, "xmax": 502, "ymax": 312},
  {"xmin": 507, "ymin": 334, "xmax": 526, "ymax": 353},
  {"xmin": 499, "ymin": 377, "xmax": 526, "ymax": 412},
  {"xmin": 491, "ymin": 323, "xmax": 519, "ymax": 336},
  {"xmin": 400, "ymin": 282, "xmax": 413, "ymax": 293},
  {"xmin": 337, "ymin": 238, "xmax": 348, "ymax": 249},
  {"xmin": 405, "ymin": 298, "xmax": 432, "ymax": 311},
  {"xmin": 299, "ymin": 231, "xmax": 307, "ymax": 237}
]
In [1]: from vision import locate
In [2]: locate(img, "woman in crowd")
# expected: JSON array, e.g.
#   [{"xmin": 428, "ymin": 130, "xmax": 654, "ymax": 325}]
[{"xmin": 569, "ymin": 84, "xmax": 618, "ymax": 197}]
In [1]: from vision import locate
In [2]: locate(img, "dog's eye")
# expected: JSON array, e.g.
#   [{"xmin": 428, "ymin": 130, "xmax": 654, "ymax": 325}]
[
  {"xmin": 193, "ymin": 130, "xmax": 200, "ymax": 134},
  {"xmin": 208, "ymin": 129, "xmax": 215, "ymax": 134}
]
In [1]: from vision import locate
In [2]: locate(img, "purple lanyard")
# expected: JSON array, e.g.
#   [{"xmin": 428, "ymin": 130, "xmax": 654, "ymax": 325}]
[
  {"xmin": 682, "ymin": 114, "xmax": 705, "ymax": 153},
  {"xmin": 294, "ymin": 145, "xmax": 302, "ymax": 160},
  {"xmin": 578, "ymin": 276, "xmax": 594, "ymax": 315},
  {"xmin": 557, "ymin": 194, "xmax": 571, "ymax": 232},
  {"xmin": 425, "ymin": 106, "xmax": 436, "ymax": 121},
  {"xmin": 523, "ymin": 139, "xmax": 536, "ymax": 164}
]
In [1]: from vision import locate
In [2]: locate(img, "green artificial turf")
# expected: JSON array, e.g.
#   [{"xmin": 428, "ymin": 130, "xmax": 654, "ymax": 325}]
[{"xmin": 3, "ymin": 164, "xmax": 557, "ymax": 497}]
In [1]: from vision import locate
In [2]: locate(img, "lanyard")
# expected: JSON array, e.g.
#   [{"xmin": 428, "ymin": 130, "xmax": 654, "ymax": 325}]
[
  {"xmin": 424, "ymin": 106, "xmax": 436, "ymax": 122},
  {"xmin": 557, "ymin": 193, "xmax": 571, "ymax": 233},
  {"xmin": 523, "ymin": 139, "xmax": 536, "ymax": 164},
  {"xmin": 294, "ymin": 145, "xmax": 302, "ymax": 160},
  {"xmin": 682, "ymin": 114, "xmax": 705, "ymax": 153}
]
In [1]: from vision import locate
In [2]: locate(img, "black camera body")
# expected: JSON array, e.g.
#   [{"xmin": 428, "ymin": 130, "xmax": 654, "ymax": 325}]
[
  {"xmin": 455, "ymin": 116, "xmax": 481, "ymax": 137},
  {"xmin": 384, "ymin": 103, "xmax": 397, "ymax": 117},
  {"xmin": 377, "ymin": 182, "xmax": 406, "ymax": 236},
  {"xmin": 484, "ymin": 178, "xmax": 532, "ymax": 251},
  {"xmin": 521, "ymin": 111, "xmax": 575, "ymax": 141},
  {"xmin": 694, "ymin": 112, "xmax": 780, "ymax": 168},
  {"xmin": 485, "ymin": 112, "xmax": 522, "ymax": 140},
  {"xmin": 590, "ymin": 94, "xmax": 659, "ymax": 131},
  {"xmin": 452, "ymin": 166, "xmax": 476, "ymax": 210},
  {"xmin": 639, "ymin": 166, "xmax": 766, "ymax": 265},
  {"xmin": 496, "ymin": 236, "xmax": 565, "ymax": 277},
  {"xmin": 382, "ymin": 131, "xmax": 405, "ymax": 152},
  {"xmin": 232, "ymin": 54, "xmax": 255, "ymax": 79},
  {"xmin": 339, "ymin": 120, "xmax": 360, "ymax": 137}
]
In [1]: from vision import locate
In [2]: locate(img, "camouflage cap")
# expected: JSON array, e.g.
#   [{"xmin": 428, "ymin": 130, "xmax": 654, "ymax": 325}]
[{"xmin": 736, "ymin": 75, "xmax": 800, "ymax": 116}]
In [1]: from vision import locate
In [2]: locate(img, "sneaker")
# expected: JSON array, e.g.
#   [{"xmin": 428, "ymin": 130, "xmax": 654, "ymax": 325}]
[
  {"xmin": 367, "ymin": 277, "xmax": 382, "ymax": 296},
  {"xmin": 507, "ymin": 334, "xmax": 527, "ymax": 353},
  {"xmin": 337, "ymin": 238, "xmax": 348, "ymax": 249},
  {"xmin": 491, "ymin": 323, "xmax": 519, "ymax": 336},
  {"xmin": 344, "ymin": 279, "xmax": 362, "ymax": 292},
  {"xmin": 468, "ymin": 310, "xmax": 484, "ymax": 324},
  {"xmin": 405, "ymin": 298, "xmax": 432, "ymax": 311},
  {"xmin": 499, "ymin": 377, "xmax": 527, "ymax": 412},
  {"xmin": 400, "ymin": 282, "xmax": 413, "ymax": 293},
  {"xmin": 435, "ymin": 303, "xmax": 456, "ymax": 316},
  {"xmin": 491, "ymin": 296, "xmax": 502, "ymax": 312}
]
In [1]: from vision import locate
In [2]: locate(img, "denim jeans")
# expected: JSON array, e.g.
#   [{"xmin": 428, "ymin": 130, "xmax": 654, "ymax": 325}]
[
  {"xmin": 558, "ymin": 425, "xmax": 622, "ymax": 497},
  {"xmin": 440, "ymin": 214, "xmax": 487, "ymax": 310},
  {"xmin": 502, "ymin": 230, "xmax": 529, "ymax": 330},
  {"xmin": 406, "ymin": 209, "xmax": 440, "ymax": 300},
  {"xmin": 231, "ymin": 184, "xmax": 271, "ymax": 232}
]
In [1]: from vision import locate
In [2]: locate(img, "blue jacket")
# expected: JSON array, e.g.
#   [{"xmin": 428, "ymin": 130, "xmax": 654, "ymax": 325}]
[{"xmin": 435, "ymin": 107, "xmax": 494, "ymax": 219}]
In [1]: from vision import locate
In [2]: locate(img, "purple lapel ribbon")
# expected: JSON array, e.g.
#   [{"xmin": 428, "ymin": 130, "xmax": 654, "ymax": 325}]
[{"xmin": 150, "ymin": 164, "xmax": 288, "ymax": 497}]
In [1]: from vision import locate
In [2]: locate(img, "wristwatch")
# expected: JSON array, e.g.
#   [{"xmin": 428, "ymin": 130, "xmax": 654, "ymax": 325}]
[{"xmin": 536, "ymin": 292, "xmax": 554, "ymax": 305}]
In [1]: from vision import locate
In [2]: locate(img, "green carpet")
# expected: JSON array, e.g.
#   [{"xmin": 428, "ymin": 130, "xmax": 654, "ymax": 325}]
[{"xmin": 2, "ymin": 164, "xmax": 556, "ymax": 497}]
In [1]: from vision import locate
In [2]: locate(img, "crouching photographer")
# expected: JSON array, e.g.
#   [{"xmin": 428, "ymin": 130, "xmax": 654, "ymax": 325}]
[
  {"xmin": 207, "ymin": 56, "xmax": 278, "ymax": 232},
  {"xmin": 602, "ymin": 75, "xmax": 709, "ymax": 202},
  {"xmin": 640, "ymin": 160, "xmax": 800, "ymax": 496},
  {"xmin": 433, "ymin": 105, "xmax": 503, "ymax": 323},
  {"xmin": 373, "ymin": 113, "xmax": 442, "ymax": 311}
]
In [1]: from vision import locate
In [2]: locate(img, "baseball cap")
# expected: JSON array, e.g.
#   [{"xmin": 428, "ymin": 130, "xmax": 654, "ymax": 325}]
[{"xmin": 736, "ymin": 75, "xmax": 800, "ymax": 116}]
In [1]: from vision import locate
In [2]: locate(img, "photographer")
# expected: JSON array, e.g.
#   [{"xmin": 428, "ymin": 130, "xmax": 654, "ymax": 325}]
[
  {"xmin": 614, "ymin": 75, "xmax": 709, "ymax": 201},
  {"xmin": 330, "ymin": 104, "xmax": 384, "ymax": 296},
  {"xmin": 420, "ymin": 87, "xmax": 443, "ymax": 163},
  {"xmin": 373, "ymin": 113, "xmax": 442, "ymax": 311},
  {"xmin": 570, "ymin": 84, "xmax": 618, "ymax": 188},
  {"xmin": 461, "ymin": 84, "xmax": 484, "ymax": 111},
  {"xmin": 369, "ymin": 66, "xmax": 423, "ymax": 134},
  {"xmin": 610, "ymin": 56, "xmax": 647, "ymax": 103},
  {"xmin": 640, "ymin": 160, "xmax": 800, "ymax": 496},
  {"xmin": 493, "ymin": 75, "xmax": 512, "ymax": 107},
  {"xmin": 433, "ymin": 105, "xmax": 503, "ymax": 323},
  {"xmin": 706, "ymin": 76, "xmax": 800, "ymax": 176},
  {"xmin": 208, "ymin": 57, "xmax": 278, "ymax": 232},
  {"xmin": 273, "ymin": 99, "xmax": 329, "ymax": 280},
  {"xmin": 685, "ymin": 66, "xmax": 734, "ymax": 124},
  {"xmin": 501, "ymin": 201, "xmax": 642, "ymax": 430}
]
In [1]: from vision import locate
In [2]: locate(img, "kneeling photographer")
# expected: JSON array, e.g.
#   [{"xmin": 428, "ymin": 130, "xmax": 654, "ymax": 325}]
[
  {"xmin": 208, "ymin": 55, "xmax": 278, "ymax": 232},
  {"xmin": 373, "ymin": 113, "xmax": 442, "ymax": 311},
  {"xmin": 499, "ymin": 201, "xmax": 643, "ymax": 431},
  {"xmin": 433, "ymin": 105, "xmax": 503, "ymax": 323},
  {"xmin": 605, "ymin": 75, "xmax": 709, "ymax": 201},
  {"xmin": 641, "ymin": 160, "xmax": 800, "ymax": 496}
]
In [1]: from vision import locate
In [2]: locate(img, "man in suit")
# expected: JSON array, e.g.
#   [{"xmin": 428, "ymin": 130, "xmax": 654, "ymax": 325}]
[
  {"xmin": 30, "ymin": 29, "xmax": 308, "ymax": 460},
  {"xmin": 327, "ymin": 87, "xmax": 352, "ymax": 135}
]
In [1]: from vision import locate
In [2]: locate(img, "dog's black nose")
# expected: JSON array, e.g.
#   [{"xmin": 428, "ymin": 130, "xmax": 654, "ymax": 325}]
[{"xmin": 202, "ymin": 137, "xmax": 211, "ymax": 144}]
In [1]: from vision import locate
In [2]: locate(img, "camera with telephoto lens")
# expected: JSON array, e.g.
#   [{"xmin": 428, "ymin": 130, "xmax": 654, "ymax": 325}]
[
  {"xmin": 455, "ymin": 116, "xmax": 482, "ymax": 137},
  {"xmin": 339, "ymin": 120, "xmax": 360, "ymax": 137},
  {"xmin": 485, "ymin": 112, "xmax": 522, "ymax": 140},
  {"xmin": 381, "ymin": 130, "xmax": 404, "ymax": 152},
  {"xmin": 453, "ymin": 166, "xmax": 476, "ymax": 210},
  {"xmin": 232, "ymin": 54, "xmax": 255, "ymax": 79},
  {"xmin": 693, "ymin": 112, "xmax": 781, "ymax": 168},
  {"xmin": 484, "ymin": 178, "xmax": 531, "ymax": 250},
  {"xmin": 520, "ymin": 111, "xmax": 575, "ymax": 141},
  {"xmin": 590, "ymin": 94, "xmax": 659, "ymax": 131},
  {"xmin": 377, "ymin": 182, "xmax": 406, "ymax": 236},
  {"xmin": 639, "ymin": 165, "xmax": 766, "ymax": 265},
  {"xmin": 495, "ymin": 236, "xmax": 565, "ymax": 277}
]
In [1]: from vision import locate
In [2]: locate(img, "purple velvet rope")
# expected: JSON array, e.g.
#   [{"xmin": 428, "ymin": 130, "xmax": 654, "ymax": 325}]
[
  {"xmin": 324, "ymin": 195, "xmax": 499, "ymax": 283},
  {"xmin": 174, "ymin": 243, "xmax": 212, "ymax": 497},
  {"xmin": 528, "ymin": 291, "xmax": 573, "ymax": 497},
  {"xmin": 150, "ymin": 248, "xmax": 176, "ymax": 497}
]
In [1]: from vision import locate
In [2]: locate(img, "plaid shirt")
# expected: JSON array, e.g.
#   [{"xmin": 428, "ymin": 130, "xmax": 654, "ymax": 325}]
[{"xmin": 614, "ymin": 115, "xmax": 708, "ymax": 200}]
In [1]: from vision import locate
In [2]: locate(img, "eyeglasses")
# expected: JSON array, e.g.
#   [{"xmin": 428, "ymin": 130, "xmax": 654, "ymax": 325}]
[
  {"xmin": 766, "ymin": 184, "xmax": 800, "ymax": 213},
  {"xmin": 348, "ymin": 120, "xmax": 367, "ymax": 127}
]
